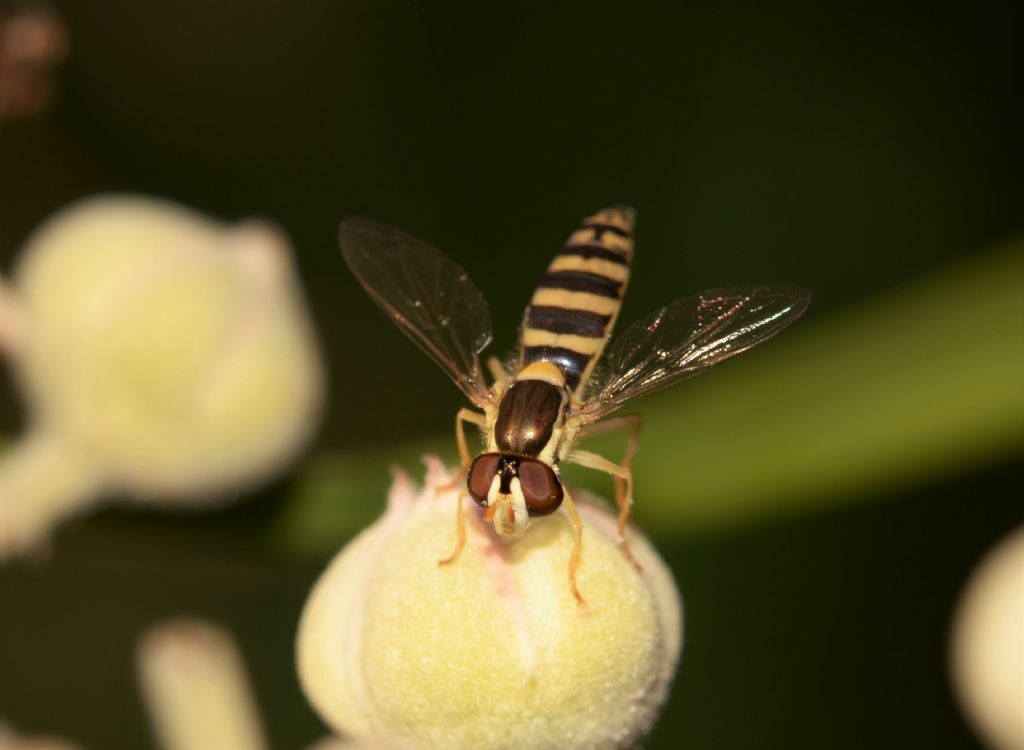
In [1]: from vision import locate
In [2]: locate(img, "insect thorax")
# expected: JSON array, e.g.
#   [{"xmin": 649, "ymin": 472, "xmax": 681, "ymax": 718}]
[{"xmin": 491, "ymin": 365, "xmax": 569, "ymax": 462}]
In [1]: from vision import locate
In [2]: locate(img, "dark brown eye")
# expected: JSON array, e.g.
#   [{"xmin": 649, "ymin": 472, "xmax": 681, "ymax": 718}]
[
  {"xmin": 467, "ymin": 453, "xmax": 500, "ymax": 506},
  {"xmin": 518, "ymin": 459, "xmax": 563, "ymax": 516}
]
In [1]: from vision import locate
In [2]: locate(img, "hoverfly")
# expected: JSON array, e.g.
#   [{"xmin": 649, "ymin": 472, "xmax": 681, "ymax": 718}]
[{"xmin": 340, "ymin": 207, "xmax": 809, "ymax": 604}]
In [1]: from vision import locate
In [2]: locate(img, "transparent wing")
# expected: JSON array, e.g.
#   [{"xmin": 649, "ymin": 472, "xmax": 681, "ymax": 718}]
[
  {"xmin": 577, "ymin": 285, "xmax": 811, "ymax": 423},
  {"xmin": 339, "ymin": 218, "xmax": 494, "ymax": 406}
]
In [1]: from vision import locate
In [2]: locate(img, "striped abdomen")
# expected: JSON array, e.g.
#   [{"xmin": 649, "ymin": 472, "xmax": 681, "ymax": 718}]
[{"xmin": 520, "ymin": 206, "xmax": 635, "ymax": 395}]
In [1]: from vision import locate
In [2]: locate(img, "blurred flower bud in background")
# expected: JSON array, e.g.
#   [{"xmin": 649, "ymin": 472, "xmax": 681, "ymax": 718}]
[
  {"xmin": 0, "ymin": 195, "xmax": 324, "ymax": 558},
  {"xmin": 0, "ymin": 1, "xmax": 67, "ymax": 119},
  {"xmin": 951, "ymin": 524, "xmax": 1024, "ymax": 750},
  {"xmin": 0, "ymin": 719, "xmax": 80, "ymax": 750},
  {"xmin": 297, "ymin": 457, "xmax": 682, "ymax": 750},
  {"xmin": 137, "ymin": 617, "xmax": 416, "ymax": 750},
  {"xmin": 137, "ymin": 618, "xmax": 268, "ymax": 750}
]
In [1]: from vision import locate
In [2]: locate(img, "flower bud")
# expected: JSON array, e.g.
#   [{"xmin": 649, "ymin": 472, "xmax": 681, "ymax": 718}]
[
  {"xmin": 951, "ymin": 524, "xmax": 1024, "ymax": 750},
  {"xmin": 0, "ymin": 195, "xmax": 323, "ymax": 557},
  {"xmin": 297, "ymin": 457, "xmax": 682, "ymax": 750},
  {"xmin": 0, "ymin": 720, "xmax": 80, "ymax": 750},
  {"xmin": 137, "ymin": 619, "xmax": 268, "ymax": 750}
]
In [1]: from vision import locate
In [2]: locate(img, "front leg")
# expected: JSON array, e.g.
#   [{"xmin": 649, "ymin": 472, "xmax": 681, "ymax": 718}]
[
  {"xmin": 438, "ymin": 406, "xmax": 487, "ymax": 492},
  {"xmin": 438, "ymin": 488, "xmax": 469, "ymax": 567},
  {"xmin": 561, "ymin": 488, "xmax": 588, "ymax": 610},
  {"xmin": 438, "ymin": 407, "xmax": 486, "ymax": 566}
]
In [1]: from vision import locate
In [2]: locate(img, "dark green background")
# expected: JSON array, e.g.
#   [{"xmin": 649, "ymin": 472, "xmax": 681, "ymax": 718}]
[{"xmin": 1, "ymin": 1, "xmax": 1021, "ymax": 748}]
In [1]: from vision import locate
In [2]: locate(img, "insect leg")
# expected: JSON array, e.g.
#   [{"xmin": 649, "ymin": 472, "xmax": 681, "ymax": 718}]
[
  {"xmin": 566, "ymin": 448, "xmax": 642, "ymax": 571},
  {"xmin": 438, "ymin": 408, "xmax": 486, "ymax": 552},
  {"xmin": 578, "ymin": 414, "xmax": 643, "ymax": 516},
  {"xmin": 486, "ymin": 355, "xmax": 510, "ymax": 389},
  {"xmin": 440, "ymin": 407, "xmax": 486, "ymax": 492},
  {"xmin": 438, "ymin": 487, "xmax": 468, "ymax": 566},
  {"xmin": 561, "ymin": 488, "xmax": 587, "ymax": 609}
]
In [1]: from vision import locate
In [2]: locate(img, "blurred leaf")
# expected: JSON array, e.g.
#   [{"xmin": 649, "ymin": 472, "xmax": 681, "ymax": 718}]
[{"xmin": 278, "ymin": 240, "xmax": 1023, "ymax": 556}]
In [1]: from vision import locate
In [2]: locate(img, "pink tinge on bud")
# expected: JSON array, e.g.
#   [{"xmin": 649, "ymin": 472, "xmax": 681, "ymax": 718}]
[
  {"xmin": 385, "ymin": 465, "xmax": 415, "ymax": 514},
  {"xmin": 421, "ymin": 453, "xmax": 451, "ymax": 491},
  {"xmin": 228, "ymin": 222, "xmax": 291, "ymax": 291}
]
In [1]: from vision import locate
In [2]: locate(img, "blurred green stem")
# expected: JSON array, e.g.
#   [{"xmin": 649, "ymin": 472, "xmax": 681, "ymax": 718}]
[{"xmin": 278, "ymin": 239, "xmax": 1024, "ymax": 556}]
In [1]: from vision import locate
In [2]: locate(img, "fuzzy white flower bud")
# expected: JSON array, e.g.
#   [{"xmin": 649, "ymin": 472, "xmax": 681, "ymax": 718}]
[
  {"xmin": 297, "ymin": 457, "xmax": 682, "ymax": 750},
  {"xmin": 951, "ymin": 524, "xmax": 1024, "ymax": 750},
  {"xmin": 0, "ymin": 195, "xmax": 323, "ymax": 557}
]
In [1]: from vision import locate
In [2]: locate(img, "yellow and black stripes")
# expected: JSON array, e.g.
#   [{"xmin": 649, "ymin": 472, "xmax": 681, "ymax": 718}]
[
  {"xmin": 521, "ymin": 206, "xmax": 635, "ymax": 394},
  {"xmin": 525, "ymin": 306, "xmax": 611, "ymax": 337},
  {"xmin": 534, "ymin": 270, "xmax": 623, "ymax": 298}
]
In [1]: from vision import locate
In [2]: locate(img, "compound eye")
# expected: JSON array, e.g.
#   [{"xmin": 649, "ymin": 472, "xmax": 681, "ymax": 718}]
[
  {"xmin": 467, "ymin": 453, "xmax": 500, "ymax": 506},
  {"xmin": 518, "ymin": 459, "xmax": 563, "ymax": 517}
]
